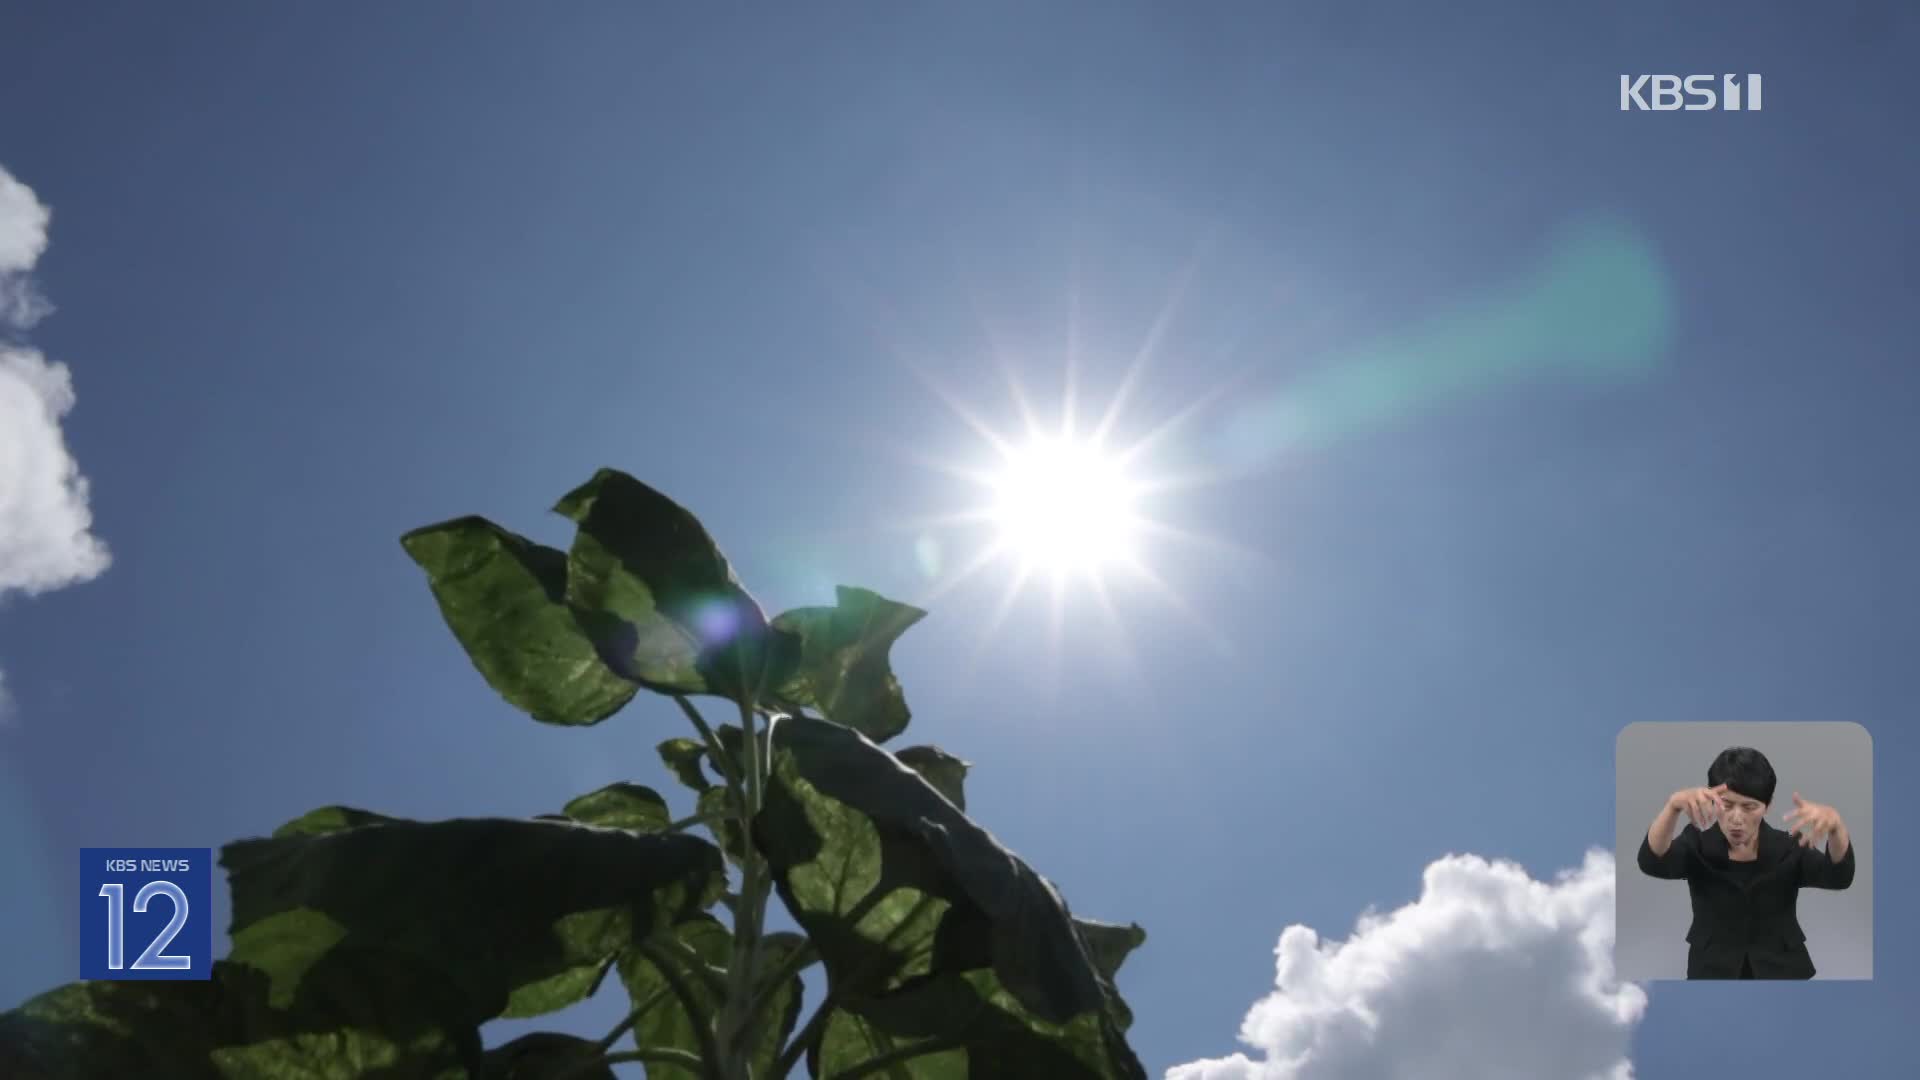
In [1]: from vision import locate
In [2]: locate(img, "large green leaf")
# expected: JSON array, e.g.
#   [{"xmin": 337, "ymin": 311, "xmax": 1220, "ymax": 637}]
[
  {"xmin": 0, "ymin": 952, "xmax": 479, "ymax": 1080},
  {"xmin": 769, "ymin": 586, "xmax": 926, "ymax": 743},
  {"xmin": 222, "ymin": 813, "xmax": 725, "ymax": 1028},
  {"xmin": 402, "ymin": 516, "xmax": 638, "ymax": 726},
  {"xmin": 552, "ymin": 469, "xmax": 794, "ymax": 702},
  {"xmin": 753, "ymin": 716, "xmax": 1145, "ymax": 1079}
]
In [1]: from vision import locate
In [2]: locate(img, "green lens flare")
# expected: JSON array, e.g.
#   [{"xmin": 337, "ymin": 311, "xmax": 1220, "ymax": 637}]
[{"xmin": 1219, "ymin": 214, "xmax": 1674, "ymax": 468}]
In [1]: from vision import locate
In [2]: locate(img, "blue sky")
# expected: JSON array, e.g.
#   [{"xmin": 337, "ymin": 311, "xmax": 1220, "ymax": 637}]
[{"xmin": 2, "ymin": 2, "xmax": 1915, "ymax": 1076}]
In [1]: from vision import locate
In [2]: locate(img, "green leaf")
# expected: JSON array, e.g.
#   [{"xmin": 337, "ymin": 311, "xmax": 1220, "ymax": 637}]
[
  {"xmin": 1072, "ymin": 920, "xmax": 1146, "ymax": 984},
  {"xmin": 562, "ymin": 782, "xmax": 672, "ymax": 832},
  {"xmin": 755, "ymin": 716, "xmax": 1145, "ymax": 1080},
  {"xmin": 769, "ymin": 586, "xmax": 927, "ymax": 743},
  {"xmin": 657, "ymin": 737, "xmax": 714, "ymax": 793},
  {"xmin": 481, "ymin": 1032, "xmax": 614, "ymax": 1080},
  {"xmin": 221, "ymin": 813, "xmax": 725, "ymax": 1028},
  {"xmin": 401, "ymin": 516, "xmax": 639, "ymax": 726},
  {"xmin": 501, "ymin": 956, "xmax": 615, "ymax": 1021},
  {"xmin": 273, "ymin": 805, "xmax": 406, "ymax": 838},
  {"xmin": 1071, "ymin": 920, "xmax": 1147, "ymax": 1031},
  {"xmin": 552, "ymin": 468, "xmax": 792, "ymax": 701},
  {"xmin": 813, "ymin": 969, "xmax": 1125, "ymax": 1080},
  {"xmin": 894, "ymin": 746, "xmax": 971, "ymax": 811},
  {"xmin": 0, "ymin": 954, "xmax": 480, "ymax": 1080}
]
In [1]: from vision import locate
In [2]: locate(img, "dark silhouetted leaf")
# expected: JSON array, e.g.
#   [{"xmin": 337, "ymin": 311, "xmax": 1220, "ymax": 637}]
[
  {"xmin": 563, "ymin": 782, "xmax": 672, "ymax": 832},
  {"xmin": 1071, "ymin": 921, "xmax": 1146, "ymax": 984},
  {"xmin": 402, "ymin": 516, "xmax": 638, "ymax": 726},
  {"xmin": 220, "ymin": 814, "xmax": 724, "ymax": 1028},
  {"xmin": 0, "ymin": 952, "xmax": 479, "ymax": 1080},
  {"xmin": 895, "ymin": 745, "xmax": 971, "ymax": 810},
  {"xmin": 769, "ymin": 586, "xmax": 926, "ymax": 742},
  {"xmin": 1071, "ymin": 919, "xmax": 1147, "ymax": 1031},
  {"xmin": 658, "ymin": 737, "xmax": 714, "ymax": 793},
  {"xmin": 552, "ymin": 469, "xmax": 794, "ymax": 702},
  {"xmin": 481, "ymin": 1031, "xmax": 613, "ymax": 1079},
  {"xmin": 754, "ymin": 716, "xmax": 1145, "ymax": 1080}
]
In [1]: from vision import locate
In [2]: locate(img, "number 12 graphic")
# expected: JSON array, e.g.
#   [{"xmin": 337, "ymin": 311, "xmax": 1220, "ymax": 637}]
[{"xmin": 98, "ymin": 881, "xmax": 192, "ymax": 971}]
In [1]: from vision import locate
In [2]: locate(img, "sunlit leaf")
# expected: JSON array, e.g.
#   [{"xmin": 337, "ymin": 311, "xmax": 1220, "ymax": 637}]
[
  {"xmin": 755, "ymin": 716, "xmax": 1146, "ymax": 1079},
  {"xmin": 562, "ymin": 783, "xmax": 672, "ymax": 832},
  {"xmin": 273, "ymin": 805, "xmax": 406, "ymax": 838},
  {"xmin": 402, "ymin": 516, "xmax": 638, "ymax": 726},
  {"xmin": 770, "ymin": 586, "xmax": 926, "ymax": 743},
  {"xmin": 552, "ymin": 469, "xmax": 794, "ymax": 701},
  {"xmin": 657, "ymin": 737, "xmax": 714, "ymax": 793}
]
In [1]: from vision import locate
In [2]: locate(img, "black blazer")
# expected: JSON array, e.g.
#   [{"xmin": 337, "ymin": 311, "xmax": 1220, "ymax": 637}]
[{"xmin": 1637, "ymin": 818, "xmax": 1856, "ymax": 978}]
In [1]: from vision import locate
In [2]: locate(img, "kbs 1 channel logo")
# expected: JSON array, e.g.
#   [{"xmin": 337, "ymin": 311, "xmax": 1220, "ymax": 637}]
[
  {"xmin": 79, "ymin": 847, "xmax": 214, "ymax": 980},
  {"xmin": 1620, "ymin": 73, "xmax": 1763, "ymax": 112}
]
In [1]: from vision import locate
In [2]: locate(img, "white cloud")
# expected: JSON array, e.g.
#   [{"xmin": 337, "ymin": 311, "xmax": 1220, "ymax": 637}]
[
  {"xmin": 1168, "ymin": 849, "xmax": 1646, "ymax": 1080},
  {"xmin": 0, "ymin": 165, "xmax": 54, "ymax": 328},
  {"xmin": 0, "ymin": 164, "xmax": 110, "ymax": 722}
]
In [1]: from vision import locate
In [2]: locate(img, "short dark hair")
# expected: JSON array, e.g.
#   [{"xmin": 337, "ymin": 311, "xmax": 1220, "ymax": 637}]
[{"xmin": 1708, "ymin": 746, "xmax": 1777, "ymax": 806}]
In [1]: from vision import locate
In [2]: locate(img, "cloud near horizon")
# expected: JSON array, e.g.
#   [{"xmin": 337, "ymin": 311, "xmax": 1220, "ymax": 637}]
[
  {"xmin": 1, "ymin": 164, "xmax": 111, "ymax": 721},
  {"xmin": 1168, "ymin": 848, "xmax": 1646, "ymax": 1080}
]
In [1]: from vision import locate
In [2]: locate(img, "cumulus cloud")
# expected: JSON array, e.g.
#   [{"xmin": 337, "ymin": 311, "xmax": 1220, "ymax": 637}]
[
  {"xmin": 0, "ymin": 164, "xmax": 110, "ymax": 722},
  {"xmin": 0, "ymin": 166, "xmax": 55, "ymax": 328},
  {"xmin": 1169, "ymin": 849, "xmax": 1646, "ymax": 1080}
]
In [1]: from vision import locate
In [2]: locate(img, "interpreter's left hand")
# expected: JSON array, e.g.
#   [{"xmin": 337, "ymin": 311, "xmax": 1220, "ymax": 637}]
[{"xmin": 1783, "ymin": 792, "xmax": 1843, "ymax": 848}]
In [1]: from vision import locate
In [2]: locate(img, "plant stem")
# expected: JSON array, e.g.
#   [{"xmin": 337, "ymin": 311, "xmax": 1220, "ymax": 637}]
[
  {"xmin": 676, "ymin": 695, "xmax": 739, "ymax": 787},
  {"xmin": 595, "ymin": 1045, "xmax": 709, "ymax": 1072},
  {"xmin": 665, "ymin": 809, "xmax": 729, "ymax": 834},
  {"xmin": 717, "ymin": 691, "xmax": 768, "ymax": 1079}
]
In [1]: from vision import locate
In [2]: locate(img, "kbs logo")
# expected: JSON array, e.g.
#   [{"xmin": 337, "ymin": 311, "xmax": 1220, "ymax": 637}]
[
  {"xmin": 1620, "ymin": 74, "xmax": 1763, "ymax": 111},
  {"xmin": 80, "ymin": 847, "xmax": 213, "ymax": 980}
]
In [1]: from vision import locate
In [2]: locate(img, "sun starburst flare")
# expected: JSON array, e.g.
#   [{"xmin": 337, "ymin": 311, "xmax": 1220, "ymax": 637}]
[{"xmin": 893, "ymin": 360, "xmax": 1260, "ymax": 678}]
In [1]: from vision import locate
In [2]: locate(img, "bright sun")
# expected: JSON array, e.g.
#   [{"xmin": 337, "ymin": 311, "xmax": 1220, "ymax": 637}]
[{"xmin": 987, "ymin": 436, "xmax": 1143, "ymax": 576}]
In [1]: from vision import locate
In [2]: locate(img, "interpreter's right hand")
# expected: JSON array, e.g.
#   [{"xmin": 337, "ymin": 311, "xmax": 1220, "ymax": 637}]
[{"xmin": 1667, "ymin": 783, "xmax": 1729, "ymax": 830}]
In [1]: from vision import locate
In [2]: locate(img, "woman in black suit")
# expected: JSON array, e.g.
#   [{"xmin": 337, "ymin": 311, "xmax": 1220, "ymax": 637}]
[{"xmin": 1636, "ymin": 746, "xmax": 1855, "ymax": 979}]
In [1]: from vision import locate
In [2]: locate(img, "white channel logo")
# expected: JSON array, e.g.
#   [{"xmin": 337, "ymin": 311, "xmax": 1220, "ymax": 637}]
[{"xmin": 1620, "ymin": 74, "xmax": 1763, "ymax": 111}]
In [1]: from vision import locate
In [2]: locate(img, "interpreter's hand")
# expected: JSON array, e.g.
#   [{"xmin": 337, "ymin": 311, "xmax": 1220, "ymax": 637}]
[
  {"xmin": 1667, "ymin": 783, "xmax": 1728, "ymax": 830},
  {"xmin": 1783, "ymin": 792, "xmax": 1843, "ymax": 848}
]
